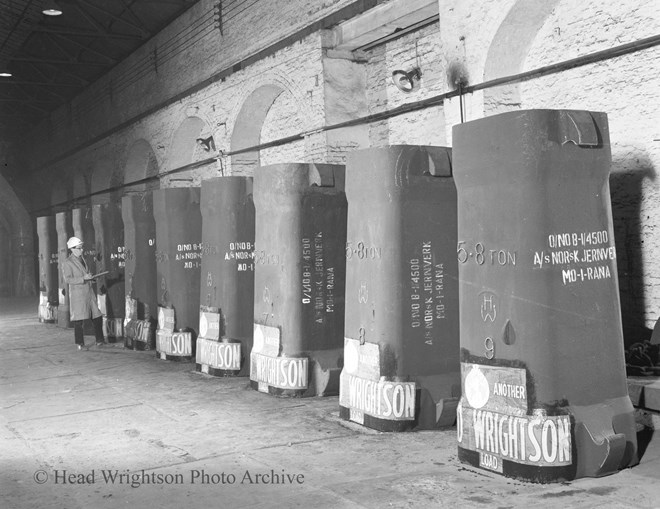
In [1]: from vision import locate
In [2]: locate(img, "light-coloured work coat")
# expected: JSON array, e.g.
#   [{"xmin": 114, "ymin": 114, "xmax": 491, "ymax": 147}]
[{"xmin": 62, "ymin": 254, "xmax": 102, "ymax": 321}]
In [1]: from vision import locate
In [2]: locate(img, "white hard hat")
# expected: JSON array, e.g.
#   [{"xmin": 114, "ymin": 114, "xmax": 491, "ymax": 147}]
[{"xmin": 67, "ymin": 237, "xmax": 83, "ymax": 249}]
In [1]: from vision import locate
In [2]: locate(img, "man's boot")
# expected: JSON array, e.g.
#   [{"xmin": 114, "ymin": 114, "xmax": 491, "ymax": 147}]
[
  {"xmin": 93, "ymin": 316, "xmax": 106, "ymax": 346},
  {"xmin": 73, "ymin": 320, "xmax": 86, "ymax": 350}
]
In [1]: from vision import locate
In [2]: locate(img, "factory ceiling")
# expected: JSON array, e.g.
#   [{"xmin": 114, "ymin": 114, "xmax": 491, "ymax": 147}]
[{"xmin": 0, "ymin": 0, "xmax": 198, "ymax": 145}]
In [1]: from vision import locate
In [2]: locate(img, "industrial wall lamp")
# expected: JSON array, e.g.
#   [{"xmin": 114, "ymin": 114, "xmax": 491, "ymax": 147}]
[
  {"xmin": 392, "ymin": 68, "xmax": 422, "ymax": 93},
  {"xmin": 196, "ymin": 136, "xmax": 216, "ymax": 152},
  {"xmin": 42, "ymin": 0, "xmax": 63, "ymax": 16}
]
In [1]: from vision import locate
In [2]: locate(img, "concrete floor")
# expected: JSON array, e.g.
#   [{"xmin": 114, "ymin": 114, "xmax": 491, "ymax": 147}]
[{"xmin": 2, "ymin": 296, "xmax": 659, "ymax": 509}]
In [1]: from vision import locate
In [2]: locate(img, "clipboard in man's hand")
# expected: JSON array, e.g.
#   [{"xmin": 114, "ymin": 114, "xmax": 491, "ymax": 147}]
[{"xmin": 90, "ymin": 271, "xmax": 109, "ymax": 279}]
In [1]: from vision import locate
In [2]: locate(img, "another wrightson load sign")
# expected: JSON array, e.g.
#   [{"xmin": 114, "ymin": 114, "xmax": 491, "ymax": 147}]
[{"xmin": 457, "ymin": 363, "xmax": 571, "ymax": 474}]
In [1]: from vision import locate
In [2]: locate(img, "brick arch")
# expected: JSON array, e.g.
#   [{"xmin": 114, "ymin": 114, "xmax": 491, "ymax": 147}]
[
  {"xmin": 168, "ymin": 116, "xmax": 206, "ymax": 171},
  {"xmin": 482, "ymin": 0, "xmax": 562, "ymax": 115},
  {"xmin": 90, "ymin": 159, "xmax": 120, "ymax": 205},
  {"xmin": 51, "ymin": 178, "xmax": 72, "ymax": 209},
  {"xmin": 124, "ymin": 139, "xmax": 159, "ymax": 191},
  {"xmin": 230, "ymin": 84, "xmax": 285, "ymax": 176},
  {"xmin": 228, "ymin": 68, "xmax": 320, "ymax": 176},
  {"xmin": 72, "ymin": 173, "xmax": 86, "ymax": 203},
  {"xmin": 72, "ymin": 167, "xmax": 91, "ymax": 206}
]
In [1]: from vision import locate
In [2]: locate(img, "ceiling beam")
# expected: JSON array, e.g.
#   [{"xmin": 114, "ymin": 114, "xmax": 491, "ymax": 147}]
[
  {"xmin": 0, "ymin": 79, "xmax": 69, "ymax": 101},
  {"xmin": 15, "ymin": 85, "xmax": 46, "ymax": 102},
  {"xmin": 332, "ymin": 0, "xmax": 438, "ymax": 50},
  {"xmin": 12, "ymin": 56, "xmax": 108, "ymax": 67},
  {"xmin": 0, "ymin": 118, "xmax": 41, "ymax": 131},
  {"xmin": 0, "ymin": 114, "xmax": 38, "ymax": 125},
  {"xmin": 115, "ymin": 0, "xmax": 149, "ymax": 36},
  {"xmin": 44, "ymin": 32, "xmax": 82, "ymax": 62},
  {"xmin": 15, "ymin": 99, "xmax": 51, "ymax": 114},
  {"xmin": 25, "ymin": 61, "xmax": 53, "ymax": 82},
  {"xmin": 0, "ymin": 0, "xmax": 196, "ymax": 141},
  {"xmin": 48, "ymin": 33, "xmax": 117, "ymax": 64},
  {"xmin": 0, "ymin": 0, "xmax": 36, "ymax": 57},
  {"xmin": 1, "ymin": 101, "xmax": 46, "ymax": 118},
  {"xmin": 32, "ymin": 26, "xmax": 144, "ymax": 41},
  {"xmin": 0, "ymin": 80, "xmax": 80, "ymax": 88},
  {"xmin": 72, "ymin": 1, "xmax": 118, "ymax": 40},
  {"xmin": 82, "ymin": 1, "xmax": 150, "ymax": 36},
  {"xmin": 30, "ymin": 61, "xmax": 90, "ymax": 86},
  {"xmin": 0, "ymin": 97, "xmax": 59, "ymax": 104},
  {"xmin": 21, "ymin": 84, "xmax": 68, "ymax": 101}
]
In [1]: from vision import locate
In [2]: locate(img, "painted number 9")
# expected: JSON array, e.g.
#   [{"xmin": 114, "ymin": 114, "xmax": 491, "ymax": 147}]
[{"xmin": 484, "ymin": 337, "xmax": 495, "ymax": 359}]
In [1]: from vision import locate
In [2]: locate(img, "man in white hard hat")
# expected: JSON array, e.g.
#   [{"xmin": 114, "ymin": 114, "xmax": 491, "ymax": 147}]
[{"xmin": 62, "ymin": 237, "xmax": 105, "ymax": 350}]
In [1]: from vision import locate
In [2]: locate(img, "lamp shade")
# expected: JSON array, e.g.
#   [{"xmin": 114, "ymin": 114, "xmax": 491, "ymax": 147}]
[{"xmin": 42, "ymin": 0, "xmax": 63, "ymax": 16}]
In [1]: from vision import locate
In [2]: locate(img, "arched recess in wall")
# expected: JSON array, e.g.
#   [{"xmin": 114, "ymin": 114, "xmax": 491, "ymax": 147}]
[
  {"xmin": 482, "ymin": 0, "xmax": 561, "ymax": 115},
  {"xmin": 90, "ymin": 159, "xmax": 120, "ymax": 205},
  {"xmin": 29, "ymin": 172, "xmax": 52, "ymax": 213},
  {"xmin": 51, "ymin": 179, "xmax": 72, "ymax": 209},
  {"xmin": 0, "ymin": 174, "xmax": 36, "ymax": 297},
  {"xmin": 124, "ymin": 139, "xmax": 159, "ymax": 192},
  {"xmin": 230, "ymin": 84, "xmax": 284, "ymax": 176},
  {"xmin": 168, "ymin": 116, "xmax": 206, "ymax": 181},
  {"xmin": 72, "ymin": 168, "xmax": 91, "ymax": 206}
]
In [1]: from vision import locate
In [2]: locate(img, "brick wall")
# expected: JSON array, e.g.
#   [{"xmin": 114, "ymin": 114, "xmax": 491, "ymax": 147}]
[
  {"xmin": 32, "ymin": 31, "xmax": 327, "ymax": 198},
  {"xmin": 520, "ymin": 0, "xmax": 660, "ymax": 332},
  {"xmin": 16, "ymin": 0, "xmax": 660, "ymax": 330},
  {"xmin": 364, "ymin": 20, "xmax": 447, "ymax": 147},
  {"xmin": 25, "ymin": 0, "xmax": 360, "ymax": 170},
  {"xmin": 437, "ymin": 0, "xmax": 659, "ymax": 333}
]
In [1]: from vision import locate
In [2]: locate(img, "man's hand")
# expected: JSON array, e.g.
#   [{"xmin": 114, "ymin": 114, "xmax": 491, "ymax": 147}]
[{"xmin": 83, "ymin": 274, "xmax": 94, "ymax": 281}]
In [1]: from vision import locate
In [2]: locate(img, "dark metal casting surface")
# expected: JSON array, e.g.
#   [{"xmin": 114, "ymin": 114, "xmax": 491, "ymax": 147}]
[
  {"xmin": 122, "ymin": 193, "xmax": 157, "ymax": 321},
  {"xmin": 92, "ymin": 201, "xmax": 125, "ymax": 320},
  {"xmin": 153, "ymin": 187, "xmax": 202, "ymax": 334},
  {"xmin": 252, "ymin": 163, "xmax": 347, "ymax": 356},
  {"xmin": 339, "ymin": 145, "xmax": 460, "ymax": 431},
  {"xmin": 199, "ymin": 176, "xmax": 255, "ymax": 376},
  {"xmin": 452, "ymin": 109, "xmax": 638, "ymax": 481},
  {"xmin": 343, "ymin": 145, "xmax": 459, "ymax": 376},
  {"xmin": 55, "ymin": 209, "xmax": 72, "ymax": 328},
  {"xmin": 36, "ymin": 215, "xmax": 58, "ymax": 303}
]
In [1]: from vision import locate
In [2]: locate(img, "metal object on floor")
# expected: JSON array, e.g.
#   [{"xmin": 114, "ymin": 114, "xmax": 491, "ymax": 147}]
[
  {"xmin": 153, "ymin": 188, "xmax": 202, "ymax": 361},
  {"xmin": 55, "ymin": 210, "xmax": 73, "ymax": 329},
  {"xmin": 92, "ymin": 201, "xmax": 126, "ymax": 342},
  {"xmin": 452, "ymin": 109, "xmax": 638, "ymax": 482},
  {"xmin": 197, "ymin": 176, "xmax": 255, "ymax": 377},
  {"xmin": 122, "ymin": 192, "xmax": 158, "ymax": 350},
  {"xmin": 250, "ymin": 163, "xmax": 347, "ymax": 396},
  {"xmin": 338, "ymin": 145, "xmax": 461, "ymax": 431},
  {"xmin": 36, "ymin": 215, "xmax": 58, "ymax": 323}
]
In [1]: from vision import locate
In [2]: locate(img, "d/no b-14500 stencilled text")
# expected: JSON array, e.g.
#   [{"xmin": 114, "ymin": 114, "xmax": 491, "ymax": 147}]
[{"xmin": 532, "ymin": 229, "xmax": 616, "ymax": 285}]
